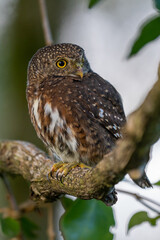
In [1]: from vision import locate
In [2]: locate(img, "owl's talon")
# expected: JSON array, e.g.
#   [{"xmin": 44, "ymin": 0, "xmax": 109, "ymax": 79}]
[
  {"xmin": 56, "ymin": 169, "xmax": 66, "ymax": 182},
  {"xmin": 55, "ymin": 170, "xmax": 61, "ymax": 181},
  {"xmin": 103, "ymin": 187, "xmax": 118, "ymax": 206},
  {"xmin": 49, "ymin": 162, "xmax": 91, "ymax": 183}
]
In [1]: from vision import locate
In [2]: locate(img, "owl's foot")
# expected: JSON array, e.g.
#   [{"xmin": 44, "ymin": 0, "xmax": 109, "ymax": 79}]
[
  {"xmin": 49, "ymin": 162, "xmax": 91, "ymax": 182},
  {"xmin": 103, "ymin": 187, "xmax": 118, "ymax": 206}
]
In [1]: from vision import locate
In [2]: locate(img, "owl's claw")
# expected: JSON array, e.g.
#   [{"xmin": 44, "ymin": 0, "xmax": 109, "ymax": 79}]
[
  {"xmin": 49, "ymin": 162, "xmax": 91, "ymax": 183},
  {"xmin": 55, "ymin": 169, "xmax": 63, "ymax": 182},
  {"xmin": 103, "ymin": 187, "xmax": 118, "ymax": 206}
]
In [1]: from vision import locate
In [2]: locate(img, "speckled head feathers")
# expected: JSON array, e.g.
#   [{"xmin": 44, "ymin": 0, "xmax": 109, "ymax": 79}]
[
  {"xmin": 27, "ymin": 43, "xmax": 91, "ymax": 82},
  {"xmin": 33, "ymin": 43, "xmax": 84, "ymax": 61}
]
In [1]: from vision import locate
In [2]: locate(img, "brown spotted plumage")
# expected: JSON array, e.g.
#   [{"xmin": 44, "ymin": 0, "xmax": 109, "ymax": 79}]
[
  {"xmin": 27, "ymin": 43, "xmax": 125, "ymax": 165},
  {"xmin": 26, "ymin": 43, "xmax": 152, "ymax": 205}
]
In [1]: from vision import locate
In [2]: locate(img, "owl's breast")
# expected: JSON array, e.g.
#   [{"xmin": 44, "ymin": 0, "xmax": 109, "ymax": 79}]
[
  {"xmin": 27, "ymin": 74, "xmax": 125, "ymax": 166},
  {"xmin": 30, "ymin": 95, "xmax": 80, "ymax": 163}
]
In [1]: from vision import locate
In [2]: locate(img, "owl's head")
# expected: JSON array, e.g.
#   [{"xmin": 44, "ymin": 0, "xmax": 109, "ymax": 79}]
[{"xmin": 28, "ymin": 43, "xmax": 91, "ymax": 83}]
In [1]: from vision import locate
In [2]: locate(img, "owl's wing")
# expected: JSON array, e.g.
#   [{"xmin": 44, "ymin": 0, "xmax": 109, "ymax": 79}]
[{"xmin": 84, "ymin": 73, "xmax": 126, "ymax": 139}]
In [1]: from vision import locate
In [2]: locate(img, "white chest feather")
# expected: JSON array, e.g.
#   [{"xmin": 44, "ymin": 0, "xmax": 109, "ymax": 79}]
[
  {"xmin": 32, "ymin": 98, "xmax": 41, "ymax": 129},
  {"xmin": 32, "ymin": 99, "xmax": 78, "ymax": 156}
]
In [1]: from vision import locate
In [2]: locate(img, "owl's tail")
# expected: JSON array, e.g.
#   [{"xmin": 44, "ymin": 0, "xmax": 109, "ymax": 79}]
[
  {"xmin": 130, "ymin": 171, "xmax": 152, "ymax": 188},
  {"xmin": 129, "ymin": 170, "xmax": 152, "ymax": 188}
]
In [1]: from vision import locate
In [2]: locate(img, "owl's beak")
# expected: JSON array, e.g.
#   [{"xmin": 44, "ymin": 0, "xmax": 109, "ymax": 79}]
[
  {"xmin": 75, "ymin": 62, "xmax": 84, "ymax": 78},
  {"xmin": 75, "ymin": 68, "xmax": 83, "ymax": 79}
]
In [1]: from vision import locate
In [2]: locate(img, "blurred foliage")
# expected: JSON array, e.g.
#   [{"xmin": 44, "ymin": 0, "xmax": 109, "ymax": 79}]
[
  {"xmin": 20, "ymin": 217, "xmax": 39, "ymax": 239},
  {"xmin": 60, "ymin": 198, "xmax": 115, "ymax": 240},
  {"xmin": 0, "ymin": 0, "xmax": 44, "ymax": 146},
  {"xmin": 0, "ymin": 207, "xmax": 48, "ymax": 240},
  {"xmin": 128, "ymin": 211, "xmax": 160, "ymax": 233},
  {"xmin": 128, "ymin": 0, "xmax": 160, "ymax": 57},
  {"xmin": 0, "ymin": 215, "xmax": 20, "ymax": 238},
  {"xmin": 128, "ymin": 15, "xmax": 160, "ymax": 57},
  {"xmin": 88, "ymin": 0, "xmax": 102, "ymax": 8},
  {"xmin": 0, "ymin": 215, "xmax": 39, "ymax": 239},
  {"xmin": 154, "ymin": 180, "xmax": 160, "ymax": 186},
  {"xmin": 153, "ymin": 0, "xmax": 160, "ymax": 11}
]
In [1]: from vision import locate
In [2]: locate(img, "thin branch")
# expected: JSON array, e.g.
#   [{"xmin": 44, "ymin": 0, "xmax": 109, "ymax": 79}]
[
  {"xmin": 1, "ymin": 173, "xmax": 19, "ymax": 212},
  {"xmin": 38, "ymin": 0, "xmax": 53, "ymax": 45},
  {"xmin": 117, "ymin": 189, "xmax": 160, "ymax": 214},
  {"xmin": 0, "ymin": 207, "xmax": 19, "ymax": 219},
  {"xmin": 47, "ymin": 204, "xmax": 55, "ymax": 240},
  {"xmin": 138, "ymin": 199, "xmax": 160, "ymax": 215},
  {"xmin": 19, "ymin": 200, "xmax": 37, "ymax": 214}
]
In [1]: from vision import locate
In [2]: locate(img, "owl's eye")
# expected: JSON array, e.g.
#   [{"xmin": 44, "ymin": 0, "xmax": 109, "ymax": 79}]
[{"xmin": 56, "ymin": 59, "xmax": 67, "ymax": 68}]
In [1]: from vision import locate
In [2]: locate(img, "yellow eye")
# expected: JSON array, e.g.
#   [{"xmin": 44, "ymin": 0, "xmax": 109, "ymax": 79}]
[{"xmin": 56, "ymin": 59, "xmax": 67, "ymax": 68}]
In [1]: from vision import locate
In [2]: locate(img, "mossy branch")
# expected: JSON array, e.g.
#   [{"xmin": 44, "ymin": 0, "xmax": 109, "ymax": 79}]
[{"xmin": 0, "ymin": 65, "xmax": 160, "ymax": 203}]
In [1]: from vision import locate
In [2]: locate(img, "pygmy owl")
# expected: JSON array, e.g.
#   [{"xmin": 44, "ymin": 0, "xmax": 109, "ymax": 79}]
[{"xmin": 27, "ymin": 43, "xmax": 151, "ymax": 205}]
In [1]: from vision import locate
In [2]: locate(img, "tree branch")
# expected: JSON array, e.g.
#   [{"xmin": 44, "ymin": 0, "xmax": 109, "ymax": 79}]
[
  {"xmin": 0, "ymin": 65, "xmax": 160, "ymax": 203},
  {"xmin": 38, "ymin": 0, "xmax": 53, "ymax": 45}
]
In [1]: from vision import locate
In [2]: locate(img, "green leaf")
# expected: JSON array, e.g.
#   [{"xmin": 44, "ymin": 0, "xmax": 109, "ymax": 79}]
[
  {"xmin": 128, "ymin": 211, "xmax": 160, "ymax": 233},
  {"xmin": 154, "ymin": 180, "xmax": 160, "ymax": 186},
  {"xmin": 61, "ymin": 197, "xmax": 74, "ymax": 211},
  {"xmin": 60, "ymin": 199, "xmax": 115, "ymax": 240},
  {"xmin": 153, "ymin": 0, "xmax": 160, "ymax": 11},
  {"xmin": 128, "ymin": 15, "xmax": 160, "ymax": 57},
  {"xmin": 20, "ymin": 217, "xmax": 39, "ymax": 239},
  {"xmin": 89, "ymin": 0, "xmax": 101, "ymax": 8},
  {"xmin": 0, "ymin": 217, "xmax": 20, "ymax": 237}
]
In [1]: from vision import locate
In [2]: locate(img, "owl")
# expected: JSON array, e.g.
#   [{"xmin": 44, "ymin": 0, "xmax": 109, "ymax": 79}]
[{"xmin": 27, "ymin": 43, "xmax": 151, "ymax": 205}]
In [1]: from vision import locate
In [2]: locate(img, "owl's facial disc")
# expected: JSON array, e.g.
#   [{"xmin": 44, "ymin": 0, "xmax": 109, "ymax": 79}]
[
  {"xmin": 69, "ymin": 55, "xmax": 90, "ymax": 79},
  {"xmin": 55, "ymin": 55, "xmax": 89, "ymax": 79}
]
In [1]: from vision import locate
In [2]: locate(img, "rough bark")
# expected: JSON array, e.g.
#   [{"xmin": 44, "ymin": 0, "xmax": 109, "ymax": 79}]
[{"xmin": 0, "ymin": 65, "xmax": 160, "ymax": 204}]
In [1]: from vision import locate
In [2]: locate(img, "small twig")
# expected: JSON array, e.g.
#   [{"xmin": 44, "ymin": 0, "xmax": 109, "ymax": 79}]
[
  {"xmin": 19, "ymin": 200, "xmax": 37, "ymax": 213},
  {"xmin": 1, "ymin": 173, "xmax": 19, "ymax": 212},
  {"xmin": 117, "ymin": 189, "xmax": 160, "ymax": 207},
  {"xmin": 0, "ymin": 207, "xmax": 19, "ymax": 219},
  {"xmin": 47, "ymin": 204, "xmax": 55, "ymax": 240},
  {"xmin": 0, "ymin": 174, "xmax": 25, "ymax": 239},
  {"xmin": 138, "ymin": 199, "xmax": 160, "ymax": 215},
  {"xmin": 117, "ymin": 189, "xmax": 160, "ymax": 214},
  {"xmin": 0, "ymin": 200, "xmax": 37, "ymax": 219},
  {"xmin": 38, "ymin": 0, "xmax": 53, "ymax": 45}
]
